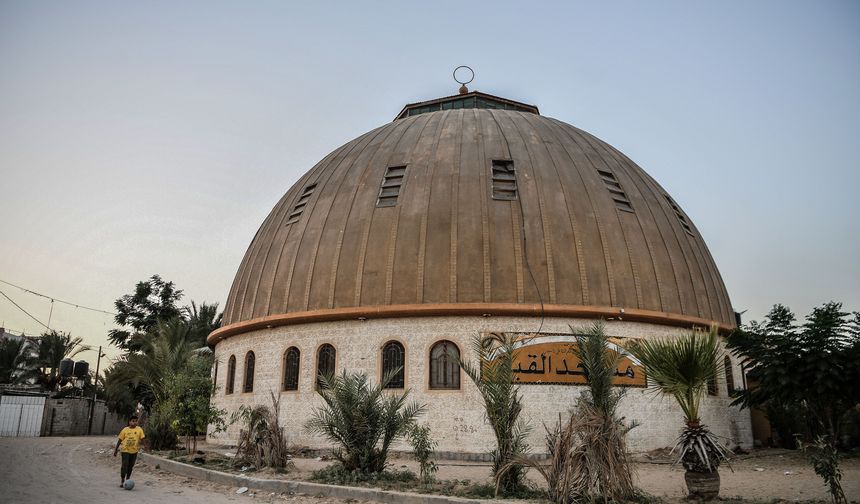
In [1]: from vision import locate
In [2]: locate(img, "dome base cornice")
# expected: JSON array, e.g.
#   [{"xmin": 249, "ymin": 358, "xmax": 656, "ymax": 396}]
[{"xmin": 207, "ymin": 303, "xmax": 734, "ymax": 346}]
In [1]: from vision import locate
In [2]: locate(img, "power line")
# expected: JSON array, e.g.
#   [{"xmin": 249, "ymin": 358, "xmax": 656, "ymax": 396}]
[
  {"xmin": 0, "ymin": 278, "xmax": 116, "ymax": 316},
  {"xmin": 0, "ymin": 288, "xmax": 50, "ymax": 329}
]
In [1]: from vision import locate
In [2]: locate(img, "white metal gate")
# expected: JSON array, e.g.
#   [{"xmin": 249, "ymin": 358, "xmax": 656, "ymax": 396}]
[{"xmin": 0, "ymin": 395, "xmax": 46, "ymax": 437}]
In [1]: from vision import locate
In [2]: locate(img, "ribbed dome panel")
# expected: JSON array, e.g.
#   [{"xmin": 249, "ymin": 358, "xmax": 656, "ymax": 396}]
[{"xmin": 223, "ymin": 109, "xmax": 734, "ymax": 327}]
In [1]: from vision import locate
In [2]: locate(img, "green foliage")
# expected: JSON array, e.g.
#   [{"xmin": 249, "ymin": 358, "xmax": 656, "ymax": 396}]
[
  {"xmin": 305, "ymin": 369, "xmax": 425, "ymax": 475},
  {"xmin": 146, "ymin": 408, "xmax": 179, "ymax": 451},
  {"xmin": 628, "ymin": 327, "xmax": 730, "ymax": 475},
  {"xmin": 164, "ymin": 354, "xmax": 226, "ymax": 453},
  {"xmin": 184, "ymin": 301, "xmax": 223, "ymax": 348},
  {"xmin": 459, "ymin": 332, "xmax": 530, "ymax": 496},
  {"xmin": 628, "ymin": 327, "xmax": 722, "ymax": 424},
  {"xmin": 104, "ymin": 318, "xmax": 200, "ymax": 409},
  {"xmin": 310, "ymin": 464, "xmax": 418, "ymax": 486},
  {"xmin": 406, "ymin": 423, "xmax": 438, "ymax": 484},
  {"xmin": 573, "ymin": 322, "xmax": 626, "ymax": 418},
  {"xmin": 109, "ymin": 274, "xmax": 183, "ymax": 351},
  {"xmin": 102, "ymin": 365, "xmax": 139, "ymax": 416},
  {"xmin": 727, "ymin": 302, "xmax": 860, "ymax": 443},
  {"xmin": 0, "ymin": 337, "xmax": 38, "ymax": 384},
  {"xmin": 799, "ymin": 435, "xmax": 847, "ymax": 504}
]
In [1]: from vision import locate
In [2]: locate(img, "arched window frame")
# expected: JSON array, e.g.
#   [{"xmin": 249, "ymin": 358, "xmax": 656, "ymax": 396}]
[
  {"xmin": 283, "ymin": 347, "xmax": 301, "ymax": 391},
  {"xmin": 226, "ymin": 355, "xmax": 236, "ymax": 395},
  {"xmin": 381, "ymin": 340, "xmax": 405, "ymax": 389},
  {"xmin": 316, "ymin": 344, "xmax": 336, "ymax": 389},
  {"xmin": 429, "ymin": 340, "xmax": 460, "ymax": 390},
  {"xmin": 243, "ymin": 351, "xmax": 255, "ymax": 393}
]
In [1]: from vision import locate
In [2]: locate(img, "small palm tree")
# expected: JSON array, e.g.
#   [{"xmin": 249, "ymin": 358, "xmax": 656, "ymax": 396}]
[
  {"xmin": 0, "ymin": 337, "xmax": 38, "ymax": 384},
  {"xmin": 36, "ymin": 330, "xmax": 91, "ymax": 390},
  {"xmin": 460, "ymin": 332, "xmax": 531, "ymax": 495},
  {"xmin": 306, "ymin": 369, "xmax": 425, "ymax": 474},
  {"xmin": 628, "ymin": 327, "xmax": 731, "ymax": 499},
  {"xmin": 509, "ymin": 322, "xmax": 636, "ymax": 503}
]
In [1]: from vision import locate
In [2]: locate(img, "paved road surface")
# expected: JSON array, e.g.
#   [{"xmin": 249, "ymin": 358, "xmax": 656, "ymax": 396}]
[{"xmin": 0, "ymin": 436, "xmax": 369, "ymax": 504}]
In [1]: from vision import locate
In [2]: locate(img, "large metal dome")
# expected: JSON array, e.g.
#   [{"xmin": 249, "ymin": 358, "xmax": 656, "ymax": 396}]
[{"xmin": 210, "ymin": 92, "xmax": 734, "ymax": 344}]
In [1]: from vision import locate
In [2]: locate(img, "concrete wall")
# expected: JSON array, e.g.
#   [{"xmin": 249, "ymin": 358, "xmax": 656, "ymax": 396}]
[
  {"xmin": 209, "ymin": 316, "xmax": 753, "ymax": 454},
  {"xmin": 41, "ymin": 397, "xmax": 126, "ymax": 437}
]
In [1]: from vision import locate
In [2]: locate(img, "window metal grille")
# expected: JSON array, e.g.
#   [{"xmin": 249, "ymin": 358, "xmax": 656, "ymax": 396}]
[
  {"xmin": 243, "ymin": 351, "xmax": 255, "ymax": 393},
  {"xmin": 381, "ymin": 341, "xmax": 405, "ymax": 388},
  {"xmin": 283, "ymin": 347, "xmax": 300, "ymax": 391},
  {"xmin": 316, "ymin": 344, "xmax": 336, "ymax": 389},
  {"xmin": 286, "ymin": 183, "xmax": 317, "ymax": 224},
  {"xmin": 491, "ymin": 160, "xmax": 517, "ymax": 200},
  {"xmin": 226, "ymin": 355, "xmax": 235, "ymax": 395},
  {"xmin": 377, "ymin": 166, "xmax": 407, "ymax": 207},
  {"xmin": 429, "ymin": 340, "xmax": 460, "ymax": 389}
]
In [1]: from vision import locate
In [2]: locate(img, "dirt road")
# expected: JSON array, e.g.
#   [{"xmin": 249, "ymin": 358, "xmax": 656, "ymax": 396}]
[{"xmin": 0, "ymin": 436, "xmax": 373, "ymax": 504}]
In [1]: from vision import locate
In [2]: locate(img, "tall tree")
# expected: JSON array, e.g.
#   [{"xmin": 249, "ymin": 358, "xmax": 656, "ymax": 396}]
[
  {"xmin": 727, "ymin": 302, "xmax": 860, "ymax": 443},
  {"xmin": 108, "ymin": 275, "xmax": 183, "ymax": 351}
]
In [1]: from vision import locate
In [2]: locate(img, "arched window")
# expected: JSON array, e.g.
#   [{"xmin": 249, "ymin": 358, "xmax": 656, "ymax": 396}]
[
  {"xmin": 243, "ymin": 351, "xmax": 255, "ymax": 393},
  {"xmin": 283, "ymin": 347, "xmax": 300, "ymax": 391},
  {"xmin": 226, "ymin": 355, "xmax": 236, "ymax": 395},
  {"xmin": 316, "ymin": 344, "xmax": 336, "ymax": 389},
  {"xmin": 707, "ymin": 374, "xmax": 718, "ymax": 396},
  {"xmin": 724, "ymin": 356, "xmax": 735, "ymax": 394},
  {"xmin": 213, "ymin": 359, "xmax": 219, "ymax": 386},
  {"xmin": 429, "ymin": 340, "xmax": 460, "ymax": 390},
  {"xmin": 381, "ymin": 341, "xmax": 405, "ymax": 389}
]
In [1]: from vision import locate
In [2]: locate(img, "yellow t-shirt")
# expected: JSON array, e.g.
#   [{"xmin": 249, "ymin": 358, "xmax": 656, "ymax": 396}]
[{"xmin": 118, "ymin": 426, "xmax": 145, "ymax": 454}]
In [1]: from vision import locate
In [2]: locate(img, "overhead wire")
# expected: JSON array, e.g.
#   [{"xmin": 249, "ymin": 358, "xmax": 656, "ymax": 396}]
[
  {"xmin": 0, "ymin": 288, "xmax": 50, "ymax": 329},
  {"xmin": 0, "ymin": 278, "xmax": 116, "ymax": 316}
]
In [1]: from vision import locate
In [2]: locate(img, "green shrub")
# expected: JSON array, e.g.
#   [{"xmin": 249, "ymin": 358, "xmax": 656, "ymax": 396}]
[
  {"xmin": 305, "ymin": 369, "xmax": 424, "ymax": 475},
  {"xmin": 406, "ymin": 423, "xmax": 438, "ymax": 484}
]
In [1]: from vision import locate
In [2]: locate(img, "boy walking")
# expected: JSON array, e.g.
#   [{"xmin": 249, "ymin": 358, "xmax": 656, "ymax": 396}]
[{"xmin": 114, "ymin": 415, "xmax": 146, "ymax": 487}]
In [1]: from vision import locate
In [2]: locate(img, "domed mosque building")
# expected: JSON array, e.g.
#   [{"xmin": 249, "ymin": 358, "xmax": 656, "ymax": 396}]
[{"xmin": 208, "ymin": 78, "xmax": 753, "ymax": 454}]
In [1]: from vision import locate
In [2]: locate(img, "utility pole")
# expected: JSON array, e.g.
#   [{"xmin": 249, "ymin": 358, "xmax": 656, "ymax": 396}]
[{"xmin": 87, "ymin": 346, "xmax": 104, "ymax": 435}]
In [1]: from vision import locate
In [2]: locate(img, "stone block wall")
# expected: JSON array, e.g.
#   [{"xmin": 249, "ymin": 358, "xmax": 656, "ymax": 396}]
[
  {"xmin": 209, "ymin": 316, "xmax": 753, "ymax": 454},
  {"xmin": 41, "ymin": 397, "xmax": 127, "ymax": 436}
]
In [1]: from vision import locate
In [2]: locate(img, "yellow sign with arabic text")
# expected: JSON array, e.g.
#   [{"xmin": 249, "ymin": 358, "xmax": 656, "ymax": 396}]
[{"xmin": 483, "ymin": 333, "xmax": 646, "ymax": 387}]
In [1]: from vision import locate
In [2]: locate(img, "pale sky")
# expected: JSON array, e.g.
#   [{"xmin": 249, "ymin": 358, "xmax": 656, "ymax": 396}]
[{"xmin": 1, "ymin": 1, "xmax": 858, "ymax": 365}]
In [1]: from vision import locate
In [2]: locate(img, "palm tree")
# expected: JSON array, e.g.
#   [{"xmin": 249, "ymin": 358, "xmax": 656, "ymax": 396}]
[
  {"xmin": 36, "ymin": 330, "xmax": 91, "ymax": 390},
  {"xmin": 105, "ymin": 317, "xmax": 199, "ymax": 407},
  {"xmin": 509, "ymin": 322, "xmax": 636, "ymax": 503},
  {"xmin": 0, "ymin": 337, "xmax": 38, "ymax": 385},
  {"xmin": 183, "ymin": 301, "xmax": 222, "ymax": 347},
  {"xmin": 305, "ymin": 369, "xmax": 425, "ymax": 475},
  {"xmin": 459, "ymin": 332, "xmax": 530, "ymax": 495},
  {"xmin": 628, "ymin": 326, "xmax": 731, "ymax": 499}
]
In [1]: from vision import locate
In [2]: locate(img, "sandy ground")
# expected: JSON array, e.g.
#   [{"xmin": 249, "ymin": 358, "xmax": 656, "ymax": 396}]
[
  {"xmin": 0, "ymin": 436, "xmax": 377, "ymax": 504},
  {"xmin": 202, "ymin": 442, "xmax": 860, "ymax": 502},
  {"xmin": 4, "ymin": 436, "xmax": 857, "ymax": 503}
]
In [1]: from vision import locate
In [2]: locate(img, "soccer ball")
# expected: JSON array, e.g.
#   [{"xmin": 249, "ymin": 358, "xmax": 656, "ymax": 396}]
[{"xmin": 123, "ymin": 479, "xmax": 134, "ymax": 490}]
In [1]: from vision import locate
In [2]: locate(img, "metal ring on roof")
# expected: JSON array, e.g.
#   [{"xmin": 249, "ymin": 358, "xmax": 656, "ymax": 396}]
[{"xmin": 453, "ymin": 66, "xmax": 474, "ymax": 86}]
